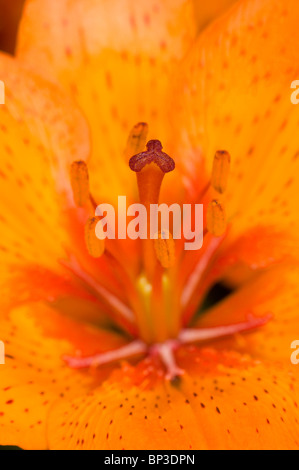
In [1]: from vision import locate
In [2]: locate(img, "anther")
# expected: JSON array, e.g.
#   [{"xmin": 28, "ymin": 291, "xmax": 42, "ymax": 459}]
[
  {"xmin": 154, "ymin": 230, "xmax": 176, "ymax": 269},
  {"xmin": 206, "ymin": 199, "xmax": 227, "ymax": 237},
  {"xmin": 85, "ymin": 217, "xmax": 105, "ymax": 258},
  {"xmin": 211, "ymin": 150, "xmax": 231, "ymax": 194},
  {"xmin": 70, "ymin": 161, "xmax": 90, "ymax": 207},
  {"xmin": 124, "ymin": 122, "xmax": 149, "ymax": 162}
]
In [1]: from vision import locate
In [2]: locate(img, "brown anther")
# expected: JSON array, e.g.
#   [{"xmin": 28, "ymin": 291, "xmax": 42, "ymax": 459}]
[
  {"xmin": 129, "ymin": 140, "xmax": 175, "ymax": 173},
  {"xmin": 85, "ymin": 217, "xmax": 105, "ymax": 258},
  {"xmin": 124, "ymin": 122, "xmax": 149, "ymax": 162},
  {"xmin": 154, "ymin": 230, "xmax": 176, "ymax": 269},
  {"xmin": 211, "ymin": 150, "xmax": 231, "ymax": 194},
  {"xmin": 70, "ymin": 160, "xmax": 90, "ymax": 207},
  {"xmin": 206, "ymin": 199, "xmax": 227, "ymax": 237}
]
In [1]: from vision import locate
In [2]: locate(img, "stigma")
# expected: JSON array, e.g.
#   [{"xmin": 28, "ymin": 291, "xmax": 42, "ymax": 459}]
[{"xmin": 129, "ymin": 139, "xmax": 175, "ymax": 173}]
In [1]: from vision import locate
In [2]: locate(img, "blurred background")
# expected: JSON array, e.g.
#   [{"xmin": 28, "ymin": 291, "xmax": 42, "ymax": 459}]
[{"xmin": 0, "ymin": 0, "xmax": 25, "ymax": 53}]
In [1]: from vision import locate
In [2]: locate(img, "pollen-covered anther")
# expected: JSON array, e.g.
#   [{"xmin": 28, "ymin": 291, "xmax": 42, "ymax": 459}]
[
  {"xmin": 85, "ymin": 216, "xmax": 105, "ymax": 258},
  {"xmin": 124, "ymin": 122, "xmax": 149, "ymax": 162},
  {"xmin": 70, "ymin": 160, "xmax": 90, "ymax": 207},
  {"xmin": 211, "ymin": 150, "xmax": 231, "ymax": 194},
  {"xmin": 154, "ymin": 230, "xmax": 176, "ymax": 269},
  {"xmin": 129, "ymin": 140, "xmax": 175, "ymax": 173},
  {"xmin": 207, "ymin": 199, "xmax": 227, "ymax": 237}
]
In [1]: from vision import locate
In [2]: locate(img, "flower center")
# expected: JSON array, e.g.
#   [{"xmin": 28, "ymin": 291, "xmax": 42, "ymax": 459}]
[{"xmin": 64, "ymin": 123, "xmax": 270, "ymax": 379}]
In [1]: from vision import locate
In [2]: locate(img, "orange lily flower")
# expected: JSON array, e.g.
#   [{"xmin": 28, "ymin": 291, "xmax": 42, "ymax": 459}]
[{"xmin": 0, "ymin": 0, "xmax": 299, "ymax": 450}]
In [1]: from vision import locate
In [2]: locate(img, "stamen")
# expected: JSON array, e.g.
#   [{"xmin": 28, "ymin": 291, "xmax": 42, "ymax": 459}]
[
  {"xmin": 207, "ymin": 199, "xmax": 227, "ymax": 237},
  {"xmin": 179, "ymin": 314, "xmax": 271, "ymax": 344},
  {"xmin": 181, "ymin": 237, "xmax": 222, "ymax": 309},
  {"xmin": 211, "ymin": 150, "xmax": 231, "ymax": 194},
  {"xmin": 150, "ymin": 340, "xmax": 184, "ymax": 381},
  {"xmin": 61, "ymin": 256, "xmax": 135, "ymax": 324},
  {"xmin": 154, "ymin": 230, "xmax": 176, "ymax": 269},
  {"xmin": 63, "ymin": 340, "xmax": 147, "ymax": 369},
  {"xmin": 85, "ymin": 217, "xmax": 105, "ymax": 258},
  {"xmin": 70, "ymin": 161, "xmax": 90, "ymax": 207},
  {"xmin": 124, "ymin": 122, "xmax": 149, "ymax": 162}
]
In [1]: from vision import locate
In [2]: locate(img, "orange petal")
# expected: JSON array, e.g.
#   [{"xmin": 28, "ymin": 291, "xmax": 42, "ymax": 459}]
[
  {"xmin": 1, "ymin": 264, "xmax": 92, "ymax": 311},
  {"xmin": 17, "ymin": 0, "xmax": 198, "ymax": 203},
  {"xmin": 0, "ymin": 302, "xmax": 128, "ymax": 449},
  {"xmin": 48, "ymin": 348, "xmax": 299, "ymax": 450},
  {"xmin": 174, "ymin": 0, "xmax": 299, "ymax": 241},
  {"xmin": 193, "ymin": 0, "xmax": 238, "ymax": 31},
  {"xmin": 0, "ymin": 52, "xmax": 89, "ymax": 290},
  {"xmin": 194, "ymin": 264, "xmax": 299, "ymax": 363},
  {"xmin": 0, "ymin": 262, "xmax": 122, "ymax": 329},
  {"xmin": 223, "ymin": 225, "xmax": 299, "ymax": 271}
]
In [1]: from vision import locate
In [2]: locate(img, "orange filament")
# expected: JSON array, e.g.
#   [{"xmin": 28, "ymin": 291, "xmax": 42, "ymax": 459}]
[
  {"xmin": 154, "ymin": 230, "xmax": 176, "ymax": 269},
  {"xmin": 211, "ymin": 150, "xmax": 231, "ymax": 194},
  {"xmin": 70, "ymin": 160, "xmax": 90, "ymax": 207},
  {"xmin": 124, "ymin": 122, "xmax": 149, "ymax": 163},
  {"xmin": 179, "ymin": 313, "xmax": 272, "ymax": 343},
  {"xmin": 206, "ymin": 199, "xmax": 227, "ymax": 237},
  {"xmin": 150, "ymin": 340, "xmax": 184, "ymax": 380},
  {"xmin": 64, "ymin": 314, "xmax": 270, "ymax": 378},
  {"xmin": 84, "ymin": 217, "xmax": 105, "ymax": 258},
  {"xmin": 63, "ymin": 340, "xmax": 146, "ymax": 369}
]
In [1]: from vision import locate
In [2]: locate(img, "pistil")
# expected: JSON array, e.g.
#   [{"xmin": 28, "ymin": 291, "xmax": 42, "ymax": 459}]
[{"xmin": 129, "ymin": 140, "xmax": 175, "ymax": 280}]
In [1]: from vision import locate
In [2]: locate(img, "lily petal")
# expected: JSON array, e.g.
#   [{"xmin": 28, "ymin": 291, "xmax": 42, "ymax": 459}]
[
  {"xmin": 193, "ymin": 0, "xmax": 238, "ymax": 31},
  {"xmin": 194, "ymin": 264, "xmax": 299, "ymax": 363},
  {"xmin": 0, "ymin": 52, "xmax": 90, "ymax": 305},
  {"xmin": 0, "ymin": 302, "xmax": 128, "ymax": 449},
  {"xmin": 173, "ymin": 0, "xmax": 299, "ymax": 240},
  {"xmin": 48, "ymin": 348, "xmax": 299, "ymax": 450},
  {"xmin": 17, "ymin": 0, "xmax": 198, "ymax": 203}
]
